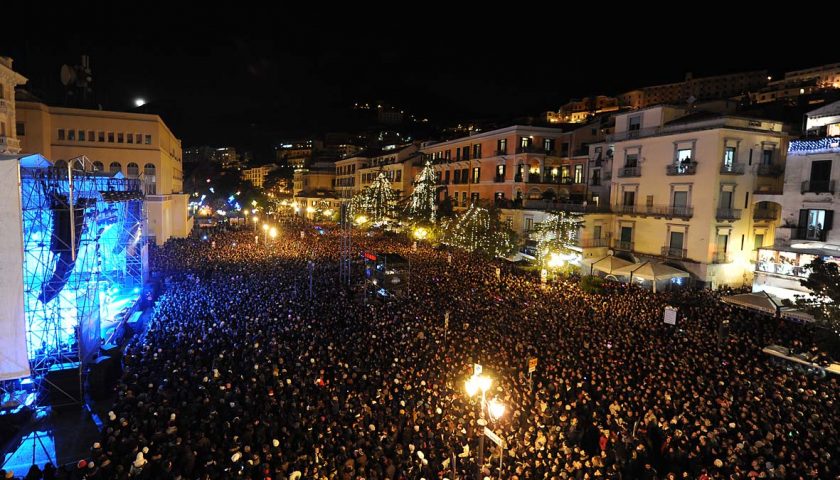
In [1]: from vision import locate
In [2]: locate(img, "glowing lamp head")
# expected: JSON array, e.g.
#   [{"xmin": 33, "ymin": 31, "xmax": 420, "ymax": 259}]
[
  {"xmin": 465, "ymin": 376, "xmax": 479, "ymax": 397},
  {"xmin": 477, "ymin": 374, "xmax": 492, "ymax": 393},
  {"xmin": 252, "ymin": 216, "xmax": 258, "ymax": 223},
  {"xmin": 487, "ymin": 397, "xmax": 506, "ymax": 421},
  {"xmin": 269, "ymin": 227, "xmax": 277, "ymax": 238},
  {"xmin": 134, "ymin": 98, "xmax": 146, "ymax": 107},
  {"xmin": 547, "ymin": 252, "xmax": 564, "ymax": 269},
  {"xmin": 262, "ymin": 224, "xmax": 269, "ymax": 231},
  {"xmin": 413, "ymin": 227, "xmax": 428, "ymax": 240}
]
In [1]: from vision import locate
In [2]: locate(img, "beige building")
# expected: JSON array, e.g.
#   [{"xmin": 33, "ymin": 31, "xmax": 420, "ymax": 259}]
[
  {"xmin": 241, "ymin": 165, "xmax": 273, "ymax": 189},
  {"xmin": 0, "ymin": 57, "xmax": 27, "ymax": 154},
  {"xmin": 617, "ymin": 71, "xmax": 768, "ymax": 110},
  {"xmin": 357, "ymin": 144, "xmax": 420, "ymax": 196},
  {"xmin": 335, "ymin": 154, "xmax": 371, "ymax": 197},
  {"xmin": 608, "ymin": 105, "xmax": 788, "ymax": 287},
  {"xmin": 15, "ymin": 100, "xmax": 191, "ymax": 245}
]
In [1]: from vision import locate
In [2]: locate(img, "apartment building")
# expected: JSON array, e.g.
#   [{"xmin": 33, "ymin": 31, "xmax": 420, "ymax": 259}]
[
  {"xmin": 356, "ymin": 144, "xmax": 420, "ymax": 196},
  {"xmin": 335, "ymin": 154, "xmax": 371, "ymax": 197},
  {"xmin": 608, "ymin": 105, "xmax": 788, "ymax": 287},
  {"xmin": 0, "ymin": 57, "xmax": 27, "ymax": 154},
  {"xmin": 753, "ymin": 101, "xmax": 840, "ymax": 299},
  {"xmin": 241, "ymin": 165, "xmax": 274, "ymax": 189}
]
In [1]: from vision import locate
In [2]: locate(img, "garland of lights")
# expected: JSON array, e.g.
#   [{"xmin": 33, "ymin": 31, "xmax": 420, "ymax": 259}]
[
  {"xmin": 789, "ymin": 136, "xmax": 840, "ymax": 154},
  {"xmin": 350, "ymin": 171, "xmax": 397, "ymax": 223},
  {"xmin": 532, "ymin": 211, "xmax": 583, "ymax": 262},
  {"xmin": 406, "ymin": 160, "xmax": 437, "ymax": 223},
  {"xmin": 442, "ymin": 204, "xmax": 515, "ymax": 257}
]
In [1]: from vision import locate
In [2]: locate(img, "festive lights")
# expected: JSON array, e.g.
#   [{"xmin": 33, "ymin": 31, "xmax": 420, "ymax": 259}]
[
  {"xmin": 350, "ymin": 171, "xmax": 397, "ymax": 223},
  {"xmin": 406, "ymin": 160, "xmax": 437, "ymax": 223},
  {"xmin": 441, "ymin": 204, "xmax": 516, "ymax": 257}
]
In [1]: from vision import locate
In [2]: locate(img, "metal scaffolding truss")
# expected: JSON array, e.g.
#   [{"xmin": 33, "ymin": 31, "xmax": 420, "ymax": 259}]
[
  {"xmin": 19, "ymin": 157, "xmax": 145, "ymax": 405},
  {"xmin": 339, "ymin": 189, "xmax": 353, "ymax": 286}
]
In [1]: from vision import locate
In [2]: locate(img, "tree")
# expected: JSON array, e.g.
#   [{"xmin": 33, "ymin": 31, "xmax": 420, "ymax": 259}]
[
  {"xmin": 437, "ymin": 195, "xmax": 454, "ymax": 219},
  {"xmin": 405, "ymin": 161, "xmax": 437, "ymax": 224},
  {"xmin": 531, "ymin": 211, "xmax": 583, "ymax": 259},
  {"xmin": 350, "ymin": 170, "xmax": 397, "ymax": 223},
  {"xmin": 441, "ymin": 203, "xmax": 516, "ymax": 257},
  {"xmin": 796, "ymin": 258, "xmax": 840, "ymax": 343}
]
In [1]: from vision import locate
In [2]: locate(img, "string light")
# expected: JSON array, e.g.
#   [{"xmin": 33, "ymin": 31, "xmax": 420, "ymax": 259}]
[
  {"xmin": 350, "ymin": 171, "xmax": 397, "ymax": 223},
  {"xmin": 406, "ymin": 160, "xmax": 437, "ymax": 223},
  {"xmin": 442, "ymin": 204, "xmax": 515, "ymax": 257}
]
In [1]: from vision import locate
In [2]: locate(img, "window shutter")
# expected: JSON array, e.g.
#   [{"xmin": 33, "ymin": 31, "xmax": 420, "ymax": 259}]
[{"xmin": 824, "ymin": 210, "xmax": 834, "ymax": 231}]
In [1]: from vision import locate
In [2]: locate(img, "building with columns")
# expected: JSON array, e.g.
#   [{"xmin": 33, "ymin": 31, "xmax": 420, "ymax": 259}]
[{"xmin": 0, "ymin": 57, "xmax": 27, "ymax": 154}]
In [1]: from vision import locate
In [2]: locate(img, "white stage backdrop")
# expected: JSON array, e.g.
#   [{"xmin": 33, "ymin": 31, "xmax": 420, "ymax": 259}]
[{"xmin": 0, "ymin": 157, "xmax": 30, "ymax": 381}]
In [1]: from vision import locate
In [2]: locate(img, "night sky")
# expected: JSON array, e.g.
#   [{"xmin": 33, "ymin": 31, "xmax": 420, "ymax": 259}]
[{"xmin": 7, "ymin": 7, "xmax": 836, "ymax": 159}]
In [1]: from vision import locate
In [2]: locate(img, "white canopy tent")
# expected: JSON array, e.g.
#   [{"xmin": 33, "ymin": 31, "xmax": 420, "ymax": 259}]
[
  {"xmin": 584, "ymin": 255, "xmax": 633, "ymax": 275},
  {"xmin": 721, "ymin": 291, "xmax": 782, "ymax": 315},
  {"xmin": 612, "ymin": 261, "xmax": 690, "ymax": 292}
]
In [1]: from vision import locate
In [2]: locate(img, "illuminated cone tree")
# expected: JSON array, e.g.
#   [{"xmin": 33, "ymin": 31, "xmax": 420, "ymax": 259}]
[
  {"xmin": 350, "ymin": 170, "xmax": 397, "ymax": 223},
  {"xmin": 442, "ymin": 203, "xmax": 516, "ymax": 257},
  {"xmin": 406, "ymin": 160, "xmax": 437, "ymax": 224}
]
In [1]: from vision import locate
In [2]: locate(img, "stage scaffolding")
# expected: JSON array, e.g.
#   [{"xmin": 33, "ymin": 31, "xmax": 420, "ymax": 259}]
[{"xmin": 19, "ymin": 157, "xmax": 146, "ymax": 405}]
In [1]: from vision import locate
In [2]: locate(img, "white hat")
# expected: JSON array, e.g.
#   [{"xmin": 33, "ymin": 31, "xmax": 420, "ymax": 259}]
[
  {"xmin": 272, "ymin": 439, "xmax": 280, "ymax": 447},
  {"xmin": 133, "ymin": 452, "xmax": 147, "ymax": 468},
  {"xmin": 231, "ymin": 452, "xmax": 242, "ymax": 462}
]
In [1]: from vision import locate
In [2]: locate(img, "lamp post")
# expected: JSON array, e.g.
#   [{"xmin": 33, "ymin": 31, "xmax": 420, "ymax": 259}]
[
  {"xmin": 262, "ymin": 223, "xmax": 269, "ymax": 244},
  {"xmin": 252, "ymin": 215, "xmax": 259, "ymax": 232},
  {"xmin": 465, "ymin": 373, "xmax": 502, "ymax": 480}
]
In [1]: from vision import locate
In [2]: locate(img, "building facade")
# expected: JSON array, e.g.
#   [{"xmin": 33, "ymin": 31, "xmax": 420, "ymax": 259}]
[
  {"xmin": 241, "ymin": 165, "xmax": 273, "ymax": 189},
  {"xmin": 15, "ymin": 100, "xmax": 191, "ymax": 245},
  {"xmin": 608, "ymin": 105, "xmax": 788, "ymax": 287},
  {"xmin": 753, "ymin": 101, "xmax": 840, "ymax": 299},
  {"xmin": 0, "ymin": 57, "xmax": 27, "ymax": 154},
  {"xmin": 356, "ymin": 144, "xmax": 420, "ymax": 196}
]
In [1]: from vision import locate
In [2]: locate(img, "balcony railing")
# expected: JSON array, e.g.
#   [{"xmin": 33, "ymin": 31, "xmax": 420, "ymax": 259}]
[
  {"xmin": 527, "ymin": 175, "xmax": 542, "ymax": 183},
  {"xmin": 715, "ymin": 208, "xmax": 742, "ymax": 220},
  {"xmin": 720, "ymin": 162, "xmax": 745, "ymax": 175},
  {"xmin": 0, "ymin": 136, "xmax": 20, "ymax": 151},
  {"xmin": 801, "ymin": 180, "xmax": 835, "ymax": 194},
  {"xmin": 661, "ymin": 246, "xmax": 687, "ymax": 259},
  {"xmin": 494, "ymin": 175, "xmax": 505, "ymax": 183},
  {"xmin": 614, "ymin": 204, "xmax": 693, "ymax": 218},
  {"xmin": 756, "ymin": 164, "xmax": 784, "ymax": 177},
  {"xmin": 666, "ymin": 162, "xmax": 698, "ymax": 175},
  {"xmin": 791, "ymin": 226, "xmax": 828, "ymax": 242},
  {"xmin": 532, "ymin": 202, "xmax": 613, "ymax": 214},
  {"xmin": 617, "ymin": 166, "xmax": 641, "ymax": 177},
  {"xmin": 753, "ymin": 184, "xmax": 783, "ymax": 195},
  {"xmin": 607, "ymin": 126, "xmax": 661, "ymax": 142},
  {"xmin": 711, "ymin": 251, "xmax": 732, "ymax": 264},
  {"xmin": 516, "ymin": 146, "xmax": 546, "ymax": 154},
  {"xmin": 614, "ymin": 240, "xmax": 634, "ymax": 251},
  {"xmin": 495, "ymin": 149, "xmax": 508, "ymax": 156},
  {"xmin": 753, "ymin": 208, "xmax": 778, "ymax": 221},
  {"xmin": 514, "ymin": 174, "xmax": 523, "ymax": 182},
  {"xmin": 579, "ymin": 236, "xmax": 612, "ymax": 248}
]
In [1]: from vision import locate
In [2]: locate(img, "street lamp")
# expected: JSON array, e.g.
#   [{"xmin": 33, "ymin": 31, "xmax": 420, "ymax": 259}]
[
  {"xmin": 252, "ymin": 215, "xmax": 259, "ymax": 232},
  {"xmin": 465, "ymin": 373, "xmax": 501, "ymax": 479},
  {"xmin": 269, "ymin": 227, "xmax": 278, "ymax": 241},
  {"xmin": 262, "ymin": 223, "xmax": 269, "ymax": 243}
]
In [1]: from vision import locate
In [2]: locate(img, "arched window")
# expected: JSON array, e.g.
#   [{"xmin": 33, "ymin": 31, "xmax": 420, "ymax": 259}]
[
  {"xmin": 127, "ymin": 162, "xmax": 139, "ymax": 176},
  {"xmin": 109, "ymin": 162, "xmax": 121, "ymax": 174},
  {"xmin": 143, "ymin": 163, "xmax": 156, "ymax": 176},
  {"xmin": 92, "ymin": 161, "xmax": 104, "ymax": 172}
]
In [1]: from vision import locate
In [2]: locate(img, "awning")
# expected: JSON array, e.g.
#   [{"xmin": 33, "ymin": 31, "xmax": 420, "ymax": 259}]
[
  {"xmin": 721, "ymin": 291, "xmax": 782, "ymax": 315},
  {"xmin": 779, "ymin": 307, "xmax": 815, "ymax": 323},
  {"xmin": 612, "ymin": 261, "xmax": 690, "ymax": 281},
  {"xmin": 585, "ymin": 255, "xmax": 632, "ymax": 275}
]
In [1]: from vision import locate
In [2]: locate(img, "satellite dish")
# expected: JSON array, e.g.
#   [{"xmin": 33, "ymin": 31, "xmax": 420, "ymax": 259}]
[
  {"xmin": 60, "ymin": 65, "xmax": 76, "ymax": 86},
  {"xmin": 607, "ymin": 249, "xmax": 615, "ymax": 256}
]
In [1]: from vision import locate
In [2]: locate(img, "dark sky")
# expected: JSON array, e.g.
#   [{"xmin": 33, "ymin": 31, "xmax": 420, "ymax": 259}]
[{"xmin": 6, "ymin": 7, "xmax": 837, "ymax": 158}]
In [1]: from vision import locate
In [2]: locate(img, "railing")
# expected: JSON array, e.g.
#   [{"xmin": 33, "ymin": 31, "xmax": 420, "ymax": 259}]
[
  {"xmin": 559, "ymin": 177, "xmax": 574, "ymax": 184},
  {"xmin": 661, "ymin": 246, "xmax": 687, "ymax": 259},
  {"xmin": 801, "ymin": 180, "xmax": 835, "ymax": 194},
  {"xmin": 666, "ymin": 162, "xmax": 698, "ymax": 175},
  {"xmin": 532, "ymin": 202, "xmax": 613, "ymax": 214},
  {"xmin": 514, "ymin": 174, "xmax": 523, "ymax": 182},
  {"xmin": 579, "ymin": 236, "xmax": 612, "ymax": 248},
  {"xmin": 617, "ymin": 166, "xmax": 641, "ymax": 177},
  {"xmin": 753, "ymin": 208, "xmax": 778, "ymax": 220},
  {"xmin": 753, "ymin": 185, "xmax": 783, "ymax": 195},
  {"xmin": 494, "ymin": 175, "xmax": 505, "ymax": 183},
  {"xmin": 715, "ymin": 208, "xmax": 742, "ymax": 220},
  {"xmin": 614, "ymin": 240, "xmax": 634, "ymax": 251},
  {"xmin": 527, "ymin": 175, "xmax": 542, "ymax": 183},
  {"xmin": 791, "ymin": 227, "xmax": 827, "ymax": 242},
  {"xmin": 711, "ymin": 251, "xmax": 731, "ymax": 264},
  {"xmin": 495, "ymin": 149, "xmax": 508, "ymax": 156},
  {"xmin": 607, "ymin": 126, "xmax": 661, "ymax": 142},
  {"xmin": 614, "ymin": 204, "xmax": 693, "ymax": 218},
  {"xmin": 756, "ymin": 164, "xmax": 784, "ymax": 177},
  {"xmin": 756, "ymin": 261, "xmax": 811, "ymax": 278},
  {"xmin": 0, "ymin": 136, "xmax": 21, "ymax": 151},
  {"xmin": 720, "ymin": 163, "xmax": 745, "ymax": 175},
  {"xmin": 516, "ymin": 146, "xmax": 546, "ymax": 154}
]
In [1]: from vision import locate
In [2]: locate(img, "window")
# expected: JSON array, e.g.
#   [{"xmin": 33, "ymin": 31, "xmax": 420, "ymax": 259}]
[
  {"xmin": 462, "ymin": 146, "xmax": 470, "ymax": 161},
  {"xmin": 472, "ymin": 167, "xmax": 480, "ymax": 183},
  {"xmin": 473, "ymin": 144, "xmax": 482, "ymax": 159},
  {"xmin": 461, "ymin": 191, "xmax": 467, "ymax": 207},
  {"xmin": 496, "ymin": 164, "xmax": 505, "ymax": 179},
  {"xmin": 591, "ymin": 169, "xmax": 601, "ymax": 186},
  {"xmin": 92, "ymin": 161, "xmax": 104, "ymax": 172},
  {"xmin": 646, "ymin": 195, "xmax": 654, "ymax": 207},
  {"xmin": 109, "ymin": 162, "xmax": 121, "ymax": 174},
  {"xmin": 594, "ymin": 225, "xmax": 602, "ymax": 239},
  {"xmin": 127, "ymin": 133, "xmax": 133, "ymax": 144},
  {"xmin": 127, "ymin": 163, "xmax": 139, "ymax": 176},
  {"xmin": 625, "ymin": 153, "xmax": 638, "ymax": 168},
  {"xmin": 561, "ymin": 166, "xmax": 570, "ymax": 180},
  {"xmin": 520, "ymin": 136, "xmax": 531, "ymax": 149},
  {"xmin": 525, "ymin": 218, "xmax": 534, "ymax": 231},
  {"xmin": 622, "ymin": 191, "xmax": 635, "ymax": 206},
  {"xmin": 574, "ymin": 165, "xmax": 583, "ymax": 184},
  {"xmin": 108, "ymin": 132, "xmax": 115, "ymax": 142},
  {"xmin": 560, "ymin": 142, "xmax": 569, "ymax": 157},
  {"xmin": 456, "ymin": 148, "xmax": 461, "ymax": 161},
  {"xmin": 673, "ymin": 191, "xmax": 688, "ymax": 207},
  {"xmin": 395, "ymin": 170, "xmax": 401, "ymax": 182},
  {"xmin": 754, "ymin": 234, "xmax": 764, "ymax": 250},
  {"xmin": 444, "ymin": 150, "xmax": 451, "ymax": 160},
  {"xmin": 628, "ymin": 115, "xmax": 641, "ymax": 132},
  {"xmin": 620, "ymin": 226, "xmax": 632, "ymax": 244},
  {"xmin": 719, "ymin": 190, "xmax": 732, "ymax": 209},
  {"xmin": 543, "ymin": 138, "xmax": 554, "ymax": 153},
  {"xmin": 497, "ymin": 139, "xmax": 507, "ymax": 154},
  {"xmin": 761, "ymin": 148, "xmax": 774, "ymax": 165},
  {"xmin": 591, "ymin": 194, "xmax": 600, "ymax": 206},
  {"xmin": 99, "ymin": 131, "xmax": 105, "ymax": 142},
  {"xmin": 716, "ymin": 234, "xmax": 729, "ymax": 253},
  {"xmin": 78, "ymin": 130, "xmax": 85, "ymax": 141},
  {"xmin": 669, "ymin": 231, "xmax": 685, "ymax": 250},
  {"xmin": 444, "ymin": 170, "xmax": 450, "ymax": 184},
  {"xmin": 723, "ymin": 146, "xmax": 736, "ymax": 166},
  {"xmin": 799, "ymin": 209, "xmax": 833, "ymax": 240},
  {"xmin": 117, "ymin": 133, "xmax": 124, "ymax": 143},
  {"xmin": 454, "ymin": 170, "xmax": 461, "ymax": 184},
  {"xmin": 67, "ymin": 129, "xmax": 75, "ymax": 141},
  {"xmin": 136, "ymin": 133, "xmax": 142, "ymax": 144},
  {"xmin": 145, "ymin": 135, "xmax": 152, "ymax": 144},
  {"xmin": 16, "ymin": 122, "xmax": 25, "ymax": 136},
  {"xmin": 471, "ymin": 192, "xmax": 479, "ymax": 203},
  {"xmin": 88, "ymin": 131, "xmax": 94, "ymax": 141},
  {"xmin": 809, "ymin": 160, "xmax": 832, "ymax": 191},
  {"xmin": 677, "ymin": 148, "xmax": 692, "ymax": 164}
]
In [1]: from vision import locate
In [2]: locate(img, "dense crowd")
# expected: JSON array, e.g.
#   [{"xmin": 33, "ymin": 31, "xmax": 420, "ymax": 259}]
[{"xmin": 6, "ymin": 222, "xmax": 839, "ymax": 479}]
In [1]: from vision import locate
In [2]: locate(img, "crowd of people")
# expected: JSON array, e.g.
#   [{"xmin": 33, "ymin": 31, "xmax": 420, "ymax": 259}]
[{"xmin": 5, "ymin": 221, "xmax": 839, "ymax": 479}]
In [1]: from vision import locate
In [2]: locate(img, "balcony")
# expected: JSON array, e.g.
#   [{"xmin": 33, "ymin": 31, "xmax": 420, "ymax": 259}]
[
  {"xmin": 495, "ymin": 149, "xmax": 508, "ymax": 156},
  {"xmin": 494, "ymin": 175, "xmax": 505, "ymax": 183},
  {"xmin": 715, "ymin": 208, "xmax": 742, "ymax": 221},
  {"xmin": 753, "ymin": 208, "xmax": 778, "ymax": 221},
  {"xmin": 666, "ymin": 162, "xmax": 697, "ymax": 176},
  {"xmin": 617, "ymin": 166, "xmax": 641, "ymax": 177},
  {"xmin": 711, "ymin": 251, "xmax": 732, "ymax": 264},
  {"xmin": 607, "ymin": 126, "xmax": 661, "ymax": 142},
  {"xmin": 791, "ymin": 226, "xmax": 828, "ymax": 242},
  {"xmin": 720, "ymin": 163, "xmax": 745, "ymax": 175},
  {"xmin": 0, "ymin": 98, "xmax": 9, "ymax": 113},
  {"xmin": 614, "ymin": 204, "xmax": 693, "ymax": 219},
  {"xmin": 516, "ymin": 146, "xmax": 546, "ymax": 154},
  {"xmin": 614, "ymin": 240, "xmax": 634, "ymax": 251},
  {"xmin": 756, "ymin": 164, "xmax": 784, "ymax": 177},
  {"xmin": 801, "ymin": 180, "xmax": 835, "ymax": 194},
  {"xmin": 0, "ymin": 136, "xmax": 21, "ymax": 152},
  {"xmin": 527, "ymin": 174, "xmax": 542, "ymax": 183},
  {"xmin": 534, "ymin": 202, "xmax": 613, "ymax": 214},
  {"xmin": 514, "ymin": 174, "xmax": 523, "ymax": 182},
  {"xmin": 579, "ymin": 236, "xmax": 611, "ymax": 248},
  {"xmin": 753, "ymin": 184, "xmax": 783, "ymax": 195},
  {"xmin": 661, "ymin": 246, "xmax": 687, "ymax": 259}
]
